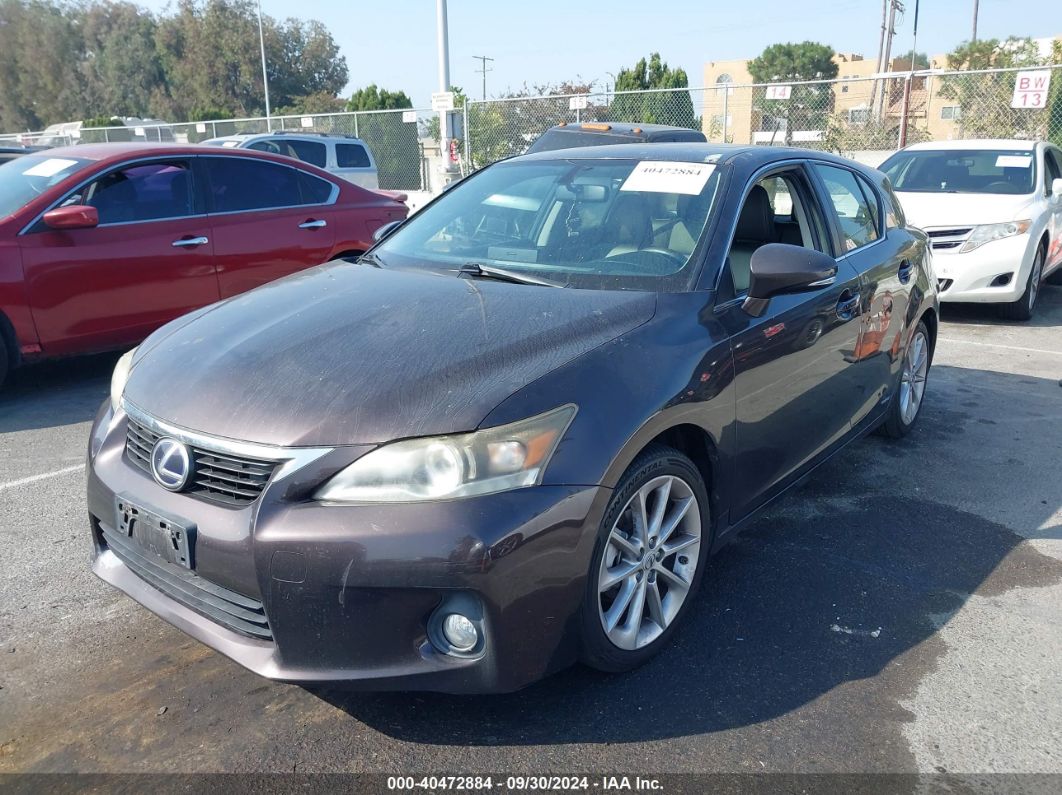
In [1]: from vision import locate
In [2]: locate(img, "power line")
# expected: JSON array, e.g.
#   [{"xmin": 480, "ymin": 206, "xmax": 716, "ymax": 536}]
[{"xmin": 473, "ymin": 55, "xmax": 494, "ymax": 100}]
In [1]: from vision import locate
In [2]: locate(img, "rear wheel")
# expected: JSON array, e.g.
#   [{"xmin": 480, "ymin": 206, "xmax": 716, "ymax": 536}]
[
  {"xmin": 0, "ymin": 329, "xmax": 9, "ymax": 390},
  {"xmin": 878, "ymin": 320, "xmax": 931, "ymax": 439},
  {"xmin": 581, "ymin": 445, "xmax": 710, "ymax": 673},
  {"xmin": 999, "ymin": 245, "xmax": 1044, "ymax": 321}
]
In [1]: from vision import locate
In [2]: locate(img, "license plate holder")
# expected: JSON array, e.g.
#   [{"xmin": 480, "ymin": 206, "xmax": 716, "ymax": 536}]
[{"xmin": 114, "ymin": 496, "xmax": 196, "ymax": 569}]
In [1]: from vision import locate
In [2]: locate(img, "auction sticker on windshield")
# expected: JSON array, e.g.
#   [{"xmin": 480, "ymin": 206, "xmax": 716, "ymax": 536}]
[
  {"xmin": 22, "ymin": 158, "xmax": 80, "ymax": 178},
  {"xmin": 621, "ymin": 161, "xmax": 715, "ymax": 195}
]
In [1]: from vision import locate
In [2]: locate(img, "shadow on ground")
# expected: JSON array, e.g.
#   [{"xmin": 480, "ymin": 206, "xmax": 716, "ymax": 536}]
[
  {"xmin": 311, "ymin": 364, "xmax": 1062, "ymax": 745},
  {"xmin": 0, "ymin": 351, "xmax": 117, "ymax": 433}
]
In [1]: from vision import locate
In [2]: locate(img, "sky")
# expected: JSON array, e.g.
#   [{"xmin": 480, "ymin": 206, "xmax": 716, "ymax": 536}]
[{"xmin": 143, "ymin": 0, "xmax": 1060, "ymax": 106}]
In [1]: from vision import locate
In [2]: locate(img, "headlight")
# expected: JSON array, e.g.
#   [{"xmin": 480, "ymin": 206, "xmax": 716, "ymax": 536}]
[
  {"xmin": 314, "ymin": 404, "xmax": 577, "ymax": 503},
  {"xmin": 959, "ymin": 220, "xmax": 1031, "ymax": 253},
  {"xmin": 109, "ymin": 348, "xmax": 137, "ymax": 413}
]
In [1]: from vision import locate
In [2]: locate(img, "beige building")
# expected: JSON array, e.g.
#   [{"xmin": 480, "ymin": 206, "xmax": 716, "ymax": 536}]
[{"xmin": 701, "ymin": 39, "xmax": 1059, "ymax": 146}]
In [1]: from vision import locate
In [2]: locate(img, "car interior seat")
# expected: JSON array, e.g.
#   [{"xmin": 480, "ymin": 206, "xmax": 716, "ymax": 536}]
[
  {"xmin": 727, "ymin": 184, "xmax": 776, "ymax": 292},
  {"xmin": 600, "ymin": 194, "xmax": 653, "ymax": 257}
]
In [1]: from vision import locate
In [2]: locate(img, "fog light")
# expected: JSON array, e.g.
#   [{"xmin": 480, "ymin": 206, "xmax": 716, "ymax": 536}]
[{"xmin": 442, "ymin": 613, "xmax": 478, "ymax": 652}]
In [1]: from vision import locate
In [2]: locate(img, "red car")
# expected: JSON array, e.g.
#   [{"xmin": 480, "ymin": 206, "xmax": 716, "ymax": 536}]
[{"xmin": 0, "ymin": 144, "xmax": 407, "ymax": 384}]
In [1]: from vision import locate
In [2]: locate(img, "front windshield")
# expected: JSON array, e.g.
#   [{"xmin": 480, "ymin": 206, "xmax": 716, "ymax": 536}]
[
  {"xmin": 0, "ymin": 154, "xmax": 92, "ymax": 219},
  {"xmin": 880, "ymin": 149, "xmax": 1036, "ymax": 195},
  {"xmin": 375, "ymin": 158, "xmax": 722, "ymax": 291}
]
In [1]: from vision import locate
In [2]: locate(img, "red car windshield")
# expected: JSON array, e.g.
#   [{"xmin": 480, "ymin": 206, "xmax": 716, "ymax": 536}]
[{"xmin": 0, "ymin": 154, "xmax": 92, "ymax": 219}]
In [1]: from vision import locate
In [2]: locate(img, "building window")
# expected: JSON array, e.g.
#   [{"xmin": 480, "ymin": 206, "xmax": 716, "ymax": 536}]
[
  {"xmin": 711, "ymin": 115, "xmax": 733, "ymax": 128},
  {"xmin": 848, "ymin": 107, "xmax": 871, "ymax": 125},
  {"xmin": 940, "ymin": 105, "xmax": 961, "ymax": 120},
  {"xmin": 716, "ymin": 73, "xmax": 734, "ymax": 95}
]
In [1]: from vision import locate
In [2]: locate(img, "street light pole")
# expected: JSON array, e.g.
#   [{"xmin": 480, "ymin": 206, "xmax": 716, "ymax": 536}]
[
  {"xmin": 436, "ymin": 0, "xmax": 455, "ymax": 180},
  {"xmin": 257, "ymin": 0, "xmax": 272, "ymax": 131}
]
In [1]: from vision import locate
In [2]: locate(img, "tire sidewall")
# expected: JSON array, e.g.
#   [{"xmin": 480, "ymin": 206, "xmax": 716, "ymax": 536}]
[{"xmin": 580, "ymin": 446, "xmax": 711, "ymax": 672}]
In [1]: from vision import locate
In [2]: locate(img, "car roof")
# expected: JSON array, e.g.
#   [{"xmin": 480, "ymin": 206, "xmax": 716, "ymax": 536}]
[
  {"xmin": 205, "ymin": 132, "xmax": 367, "ymax": 143},
  {"xmin": 516, "ymin": 141, "xmax": 866, "ymax": 170},
  {"xmin": 902, "ymin": 139, "xmax": 1038, "ymax": 152},
  {"xmin": 28, "ymin": 142, "xmax": 339, "ymax": 167},
  {"xmin": 547, "ymin": 122, "xmax": 702, "ymax": 136}
]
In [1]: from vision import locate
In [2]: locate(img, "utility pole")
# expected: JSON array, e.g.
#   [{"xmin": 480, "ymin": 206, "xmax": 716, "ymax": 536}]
[
  {"xmin": 873, "ymin": 0, "xmax": 903, "ymax": 122},
  {"xmin": 256, "ymin": 0, "xmax": 271, "ymax": 130},
  {"xmin": 473, "ymin": 55, "xmax": 494, "ymax": 101},
  {"xmin": 972, "ymin": 0, "xmax": 979, "ymax": 42}
]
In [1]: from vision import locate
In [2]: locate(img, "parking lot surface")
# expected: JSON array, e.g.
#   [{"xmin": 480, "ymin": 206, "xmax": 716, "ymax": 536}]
[{"xmin": 1, "ymin": 287, "xmax": 1060, "ymax": 776}]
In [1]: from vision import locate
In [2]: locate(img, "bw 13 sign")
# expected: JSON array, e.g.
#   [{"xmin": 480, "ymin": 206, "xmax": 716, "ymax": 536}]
[{"xmin": 1011, "ymin": 70, "xmax": 1052, "ymax": 109}]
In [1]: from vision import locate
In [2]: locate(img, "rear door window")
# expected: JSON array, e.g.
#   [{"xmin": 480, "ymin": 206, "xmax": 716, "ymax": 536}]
[
  {"xmin": 206, "ymin": 157, "xmax": 304, "ymax": 212},
  {"xmin": 814, "ymin": 164, "xmax": 880, "ymax": 252},
  {"xmin": 336, "ymin": 144, "xmax": 371, "ymax": 168},
  {"xmin": 285, "ymin": 139, "xmax": 327, "ymax": 168}
]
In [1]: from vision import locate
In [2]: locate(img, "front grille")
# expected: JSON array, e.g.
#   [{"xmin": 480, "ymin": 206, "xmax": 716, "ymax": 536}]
[
  {"xmin": 126, "ymin": 418, "xmax": 279, "ymax": 507},
  {"xmin": 100, "ymin": 521, "xmax": 272, "ymax": 640},
  {"xmin": 926, "ymin": 228, "xmax": 972, "ymax": 251}
]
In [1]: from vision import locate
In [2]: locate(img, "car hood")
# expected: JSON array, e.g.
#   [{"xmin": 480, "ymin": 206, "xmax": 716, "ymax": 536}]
[
  {"xmin": 123, "ymin": 263, "xmax": 656, "ymax": 447},
  {"xmin": 896, "ymin": 191, "xmax": 1038, "ymax": 229}
]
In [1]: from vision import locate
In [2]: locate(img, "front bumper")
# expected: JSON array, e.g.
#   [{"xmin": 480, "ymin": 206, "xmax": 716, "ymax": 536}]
[
  {"xmin": 933, "ymin": 234, "xmax": 1033, "ymax": 303},
  {"xmin": 87, "ymin": 403, "xmax": 607, "ymax": 693}
]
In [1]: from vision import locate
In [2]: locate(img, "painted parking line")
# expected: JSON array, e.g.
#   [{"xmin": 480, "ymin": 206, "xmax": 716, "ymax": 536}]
[
  {"xmin": 938, "ymin": 337, "xmax": 1062, "ymax": 356},
  {"xmin": 0, "ymin": 463, "xmax": 84, "ymax": 491}
]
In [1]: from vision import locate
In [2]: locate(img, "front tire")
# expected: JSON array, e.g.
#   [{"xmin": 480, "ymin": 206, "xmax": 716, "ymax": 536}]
[
  {"xmin": 0, "ymin": 338, "xmax": 8, "ymax": 390},
  {"xmin": 878, "ymin": 320, "xmax": 931, "ymax": 439},
  {"xmin": 581, "ymin": 445, "xmax": 710, "ymax": 673},
  {"xmin": 999, "ymin": 245, "xmax": 1044, "ymax": 321}
]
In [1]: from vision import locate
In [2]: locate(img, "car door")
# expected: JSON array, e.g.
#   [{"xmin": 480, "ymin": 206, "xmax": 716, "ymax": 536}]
[
  {"xmin": 810, "ymin": 162, "xmax": 910, "ymax": 428},
  {"xmin": 715, "ymin": 165, "xmax": 865, "ymax": 520},
  {"xmin": 17, "ymin": 158, "xmax": 217, "ymax": 355},
  {"xmin": 1043, "ymin": 146, "xmax": 1062, "ymax": 273},
  {"xmin": 199, "ymin": 155, "xmax": 337, "ymax": 297}
]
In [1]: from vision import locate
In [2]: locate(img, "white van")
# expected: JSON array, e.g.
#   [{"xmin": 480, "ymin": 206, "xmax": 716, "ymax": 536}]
[{"xmin": 202, "ymin": 132, "xmax": 380, "ymax": 189}]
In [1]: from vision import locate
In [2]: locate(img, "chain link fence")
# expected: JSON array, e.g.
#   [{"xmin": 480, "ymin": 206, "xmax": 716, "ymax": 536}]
[
  {"xmin": 0, "ymin": 108, "xmax": 437, "ymax": 191},
  {"xmin": 2, "ymin": 65, "xmax": 1059, "ymax": 190},
  {"xmin": 463, "ymin": 64, "xmax": 1062, "ymax": 169}
]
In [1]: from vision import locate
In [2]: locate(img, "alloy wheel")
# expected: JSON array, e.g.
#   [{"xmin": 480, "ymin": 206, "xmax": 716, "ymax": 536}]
[
  {"xmin": 899, "ymin": 329, "xmax": 929, "ymax": 425},
  {"xmin": 1029, "ymin": 252, "xmax": 1043, "ymax": 309},
  {"xmin": 597, "ymin": 475, "xmax": 701, "ymax": 651}
]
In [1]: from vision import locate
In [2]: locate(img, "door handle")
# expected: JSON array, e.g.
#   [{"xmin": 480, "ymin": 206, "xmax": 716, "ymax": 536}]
[
  {"xmin": 898, "ymin": 260, "xmax": 913, "ymax": 284},
  {"xmin": 299, "ymin": 219, "xmax": 327, "ymax": 230},
  {"xmin": 172, "ymin": 236, "xmax": 208, "ymax": 248},
  {"xmin": 836, "ymin": 290, "xmax": 860, "ymax": 320}
]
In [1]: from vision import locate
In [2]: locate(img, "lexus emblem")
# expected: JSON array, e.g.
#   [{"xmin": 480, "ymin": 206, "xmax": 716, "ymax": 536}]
[{"xmin": 151, "ymin": 438, "xmax": 192, "ymax": 491}]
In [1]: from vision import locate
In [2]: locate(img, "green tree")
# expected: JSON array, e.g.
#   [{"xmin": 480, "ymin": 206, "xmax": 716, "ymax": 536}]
[
  {"xmin": 609, "ymin": 53, "xmax": 696, "ymax": 129},
  {"xmin": 939, "ymin": 37, "xmax": 1051, "ymax": 139},
  {"xmin": 747, "ymin": 41, "xmax": 838, "ymax": 144},
  {"xmin": 79, "ymin": 2, "xmax": 167, "ymax": 119},
  {"xmin": 1049, "ymin": 41, "xmax": 1062, "ymax": 147},
  {"xmin": 346, "ymin": 84, "xmax": 421, "ymax": 190}
]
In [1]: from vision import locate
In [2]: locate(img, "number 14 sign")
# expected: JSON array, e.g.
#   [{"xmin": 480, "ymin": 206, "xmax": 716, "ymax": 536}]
[{"xmin": 1011, "ymin": 70, "xmax": 1052, "ymax": 109}]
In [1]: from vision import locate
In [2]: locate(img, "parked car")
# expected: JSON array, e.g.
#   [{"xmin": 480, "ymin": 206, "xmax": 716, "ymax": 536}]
[
  {"xmin": 88, "ymin": 144, "xmax": 937, "ymax": 693},
  {"xmin": 879, "ymin": 139, "xmax": 1062, "ymax": 320},
  {"xmin": 525, "ymin": 122, "xmax": 707, "ymax": 154},
  {"xmin": 202, "ymin": 132, "xmax": 380, "ymax": 190},
  {"xmin": 0, "ymin": 144, "xmax": 407, "ymax": 385},
  {"xmin": 0, "ymin": 146, "xmax": 32, "ymax": 165}
]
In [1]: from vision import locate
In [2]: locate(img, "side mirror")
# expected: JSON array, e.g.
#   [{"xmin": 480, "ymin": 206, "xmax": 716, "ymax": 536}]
[
  {"xmin": 742, "ymin": 243, "xmax": 838, "ymax": 317},
  {"xmin": 43, "ymin": 205, "xmax": 99, "ymax": 230},
  {"xmin": 1051, "ymin": 178, "xmax": 1062, "ymax": 201},
  {"xmin": 372, "ymin": 219, "xmax": 404, "ymax": 243}
]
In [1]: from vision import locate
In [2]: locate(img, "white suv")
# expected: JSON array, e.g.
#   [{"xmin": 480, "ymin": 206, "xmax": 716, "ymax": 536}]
[
  {"xmin": 880, "ymin": 139, "xmax": 1062, "ymax": 320},
  {"xmin": 203, "ymin": 132, "xmax": 379, "ymax": 190}
]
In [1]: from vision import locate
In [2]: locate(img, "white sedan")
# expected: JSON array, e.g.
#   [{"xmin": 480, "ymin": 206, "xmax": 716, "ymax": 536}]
[{"xmin": 880, "ymin": 139, "xmax": 1062, "ymax": 320}]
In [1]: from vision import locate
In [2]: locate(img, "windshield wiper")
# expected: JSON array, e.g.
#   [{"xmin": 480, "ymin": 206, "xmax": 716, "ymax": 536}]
[
  {"xmin": 357, "ymin": 251, "xmax": 388, "ymax": 268},
  {"xmin": 457, "ymin": 262, "xmax": 569, "ymax": 288}
]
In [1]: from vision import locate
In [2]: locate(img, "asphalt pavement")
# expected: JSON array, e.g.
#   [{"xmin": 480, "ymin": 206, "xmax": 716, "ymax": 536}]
[{"xmin": 0, "ymin": 287, "xmax": 1060, "ymax": 780}]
